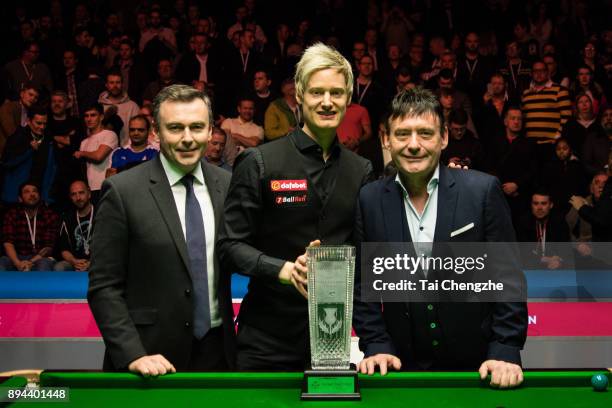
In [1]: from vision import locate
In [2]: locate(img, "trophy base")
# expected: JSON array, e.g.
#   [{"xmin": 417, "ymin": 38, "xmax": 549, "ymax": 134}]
[{"xmin": 300, "ymin": 368, "xmax": 361, "ymax": 401}]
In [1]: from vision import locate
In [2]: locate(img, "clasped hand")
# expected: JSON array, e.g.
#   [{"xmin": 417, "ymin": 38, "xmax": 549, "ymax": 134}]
[{"xmin": 278, "ymin": 240, "xmax": 321, "ymax": 298}]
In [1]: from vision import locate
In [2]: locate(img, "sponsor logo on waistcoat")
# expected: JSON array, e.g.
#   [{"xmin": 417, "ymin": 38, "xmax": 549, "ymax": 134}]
[{"xmin": 270, "ymin": 179, "xmax": 308, "ymax": 192}]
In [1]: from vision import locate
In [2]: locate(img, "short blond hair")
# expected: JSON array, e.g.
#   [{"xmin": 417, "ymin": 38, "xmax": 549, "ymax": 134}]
[{"xmin": 294, "ymin": 43, "xmax": 353, "ymax": 103}]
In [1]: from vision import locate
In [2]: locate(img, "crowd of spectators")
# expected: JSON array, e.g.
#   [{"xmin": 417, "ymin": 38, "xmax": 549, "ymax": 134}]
[{"xmin": 1, "ymin": 0, "xmax": 611, "ymax": 271}]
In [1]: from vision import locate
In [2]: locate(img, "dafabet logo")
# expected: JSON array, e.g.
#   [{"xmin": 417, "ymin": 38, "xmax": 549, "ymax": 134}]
[{"xmin": 270, "ymin": 179, "xmax": 308, "ymax": 192}]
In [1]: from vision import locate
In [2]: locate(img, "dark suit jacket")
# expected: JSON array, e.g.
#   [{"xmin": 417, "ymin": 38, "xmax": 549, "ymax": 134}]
[
  {"xmin": 87, "ymin": 156, "xmax": 235, "ymax": 371},
  {"xmin": 353, "ymin": 166, "xmax": 527, "ymax": 368},
  {"xmin": 175, "ymin": 52, "xmax": 220, "ymax": 87},
  {"xmin": 0, "ymin": 101, "xmax": 21, "ymax": 157}
]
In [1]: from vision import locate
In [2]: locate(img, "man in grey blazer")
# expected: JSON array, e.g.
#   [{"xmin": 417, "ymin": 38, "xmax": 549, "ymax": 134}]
[{"xmin": 88, "ymin": 85, "xmax": 234, "ymax": 375}]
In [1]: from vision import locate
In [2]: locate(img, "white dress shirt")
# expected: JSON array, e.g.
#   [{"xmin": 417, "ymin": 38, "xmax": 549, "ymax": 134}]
[
  {"xmin": 160, "ymin": 154, "xmax": 221, "ymax": 327},
  {"xmin": 396, "ymin": 165, "xmax": 440, "ymax": 273}
]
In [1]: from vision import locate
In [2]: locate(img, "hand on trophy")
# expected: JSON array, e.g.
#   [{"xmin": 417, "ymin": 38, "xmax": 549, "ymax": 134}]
[
  {"xmin": 279, "ymin": 240, "xmax": 321, "ymax": 298},
  {"xmin": 358, "ymin": 353, "xmax": 402, "ymax": 375},
  {"xmin": 292, "ymin": 240, "xmax": 321, "ymax": 298}
]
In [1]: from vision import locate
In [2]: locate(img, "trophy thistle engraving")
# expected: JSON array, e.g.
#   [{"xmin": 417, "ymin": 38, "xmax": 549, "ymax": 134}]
[{"xmin": 307, "ymin": 246, "xmax": 355, "ymax": 370}]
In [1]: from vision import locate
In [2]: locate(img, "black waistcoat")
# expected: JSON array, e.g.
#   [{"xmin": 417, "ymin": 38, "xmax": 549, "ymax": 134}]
[{"xmin": 239, "ymin": 133, "xmax": 370, "ymax": 338}]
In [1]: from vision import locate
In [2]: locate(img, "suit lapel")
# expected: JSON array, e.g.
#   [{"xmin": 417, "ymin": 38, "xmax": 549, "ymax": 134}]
[
  {"xmin": 433, "ymin": 166, "xmax": 458, "ymax": 243},
  {"xmin": 201, "ymin": 160, "xmax": 224, "ymax": 289},
  {"xmin": 148, "ymin": 157, "xmax": 191, "ymax": 273},
  {"xmin": 201, "ymin": 160, "xmax": 223, "ymax": 232},
  {"xmin": 382, "ymin": 177, "xmax": 411, "ymax": 243}
]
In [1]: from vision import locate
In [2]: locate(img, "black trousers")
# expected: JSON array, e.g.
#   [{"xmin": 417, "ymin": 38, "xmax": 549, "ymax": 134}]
[
  {"xmin": 236, "ymin": 323, "xmax": 310, "ymax": 371},
  {"xmin": 187, "ymin": 326, "xmax": 228, "ymax": 371}
]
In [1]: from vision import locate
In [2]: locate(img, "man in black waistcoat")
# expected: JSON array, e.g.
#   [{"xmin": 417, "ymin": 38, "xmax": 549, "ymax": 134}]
[
  {"xmin": 218, "ymin": 43, "xmax": 373, "ymax": 371},
  {"xmin": 353, "ymin": 88, "xmax": 527, "ymax": 388}
]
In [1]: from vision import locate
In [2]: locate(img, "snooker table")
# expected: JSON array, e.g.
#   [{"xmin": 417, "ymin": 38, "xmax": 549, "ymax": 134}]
[{"xmin": 1, "ymin": 371, "xmax": 611, "ymax": 407}]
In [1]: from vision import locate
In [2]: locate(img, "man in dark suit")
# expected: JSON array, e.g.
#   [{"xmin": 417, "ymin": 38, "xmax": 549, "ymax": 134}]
[
  {"xmin": 174, "ymin": 33, "xmax": 219, "ymax": 89},
  {"xmin": 353, "ymin": 88, "xmax": 527, "ymax": 388},
  {"xmin": 88, "ymin": 85, "xmax": 234, "ymax": 376}
]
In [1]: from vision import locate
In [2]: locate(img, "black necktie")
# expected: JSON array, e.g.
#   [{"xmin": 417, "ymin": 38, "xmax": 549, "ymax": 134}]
[{"xmin": 181, "ymin": 174, "xmax": 210, "ymax": 339}]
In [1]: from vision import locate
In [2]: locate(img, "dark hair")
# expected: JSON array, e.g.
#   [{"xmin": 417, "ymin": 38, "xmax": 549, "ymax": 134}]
[
  {"xmin": 63, "ymin": 48, "xmax": 78, "ymax": 57},
  {"xmin": 574, "ymin": 92, "xmax": 593, "ymax": 106},
  {"xmin": 106, "ymin": 68, "xmax": 122, "ymax": 81},
  {"xmin": 152, "ymin": 84, "xmax": 213, "ymax": 129},
  {"xmin": 70, "ymin": 179, "xmax": 91, "ymax": 191},
  {"xmin": 490, "ymin": 71, "xmax": 505, "ymax": 82},
  {"xmin": 502, "ymin": 104, "xmax": 522, "ymax": 119},
  {"xmin": 395, "ymin": 66, "xmax": 412, "ymax": 78},
  {"xmin": 27, "ymin": 105, "xmax": 47, "ymax": 119},
  {"xmin": 505, "ymin": 40, "xmax": 521, "ymax": 54},
  {"xmin": 21, "ymin": 81, "xmax": 39, "ymax": 93},
  {"xmin": 359, "ymin": 54, "xmax": 374, "ymax": 64},
  {"xmin": 281, "ymin": 77, "xmax": 294, "ymax": 87},
  {"xmin": 576, "ymin": 64, "xmax": 593, "ymax": 76},
  {"xmin": 384, "ymin": 87, "xmax": 445, "ymax": 134},
  {"xmin": 211, "ymin": 127, "xmax": 227, "ymax": 140},
  {"xmin": 83, "ymin": 103, "xmax": 104, "ymax": 115},
  {"xmin": 74, "ymin": 26, "xmax": 91, "ymax": 38},
  {"xmin": 592, "ymin": 171, "xmax": 609, "ymax": 182},
  {"xmin": 532, "ymin": 188, "xmax": 552, "ymax": 200},
  {"xmin": 448, "ymin": 108, "xmax": 468, "ymax": 126},
  {"xmin": 19, "ymin": 181, "xmax": 40, "ymax": 196},
  {"xmin": 239, "ymin": 29, "xmax": 255, "ymax": 38},
  {"xmin": 531, "ymin": 59, "xmax": 546, "ymax": 69},
  {"xmin": 438, "ymin": 69, "xmax": 454, "ymax": 81},
  {"xmin": 237, "ymin": 95, "xmax": 255, "ymax": 105},
  {"xmin": 513, "ymin": 17, "xmax": 529, "ymax": 29},
  {"xmin": 101, "ymin": 107, "xmax": 123, "ymax": 134},
  {"xmin": 119, "ymin": 38, "xmax": 133, "ymax": 48},
  {"xmin": 129, "ymin": 114, "xmax": 151, "ymax": 132},
  {"xmin": 254, "ymin": 69, "xmax": 270, "ymax": 80}
]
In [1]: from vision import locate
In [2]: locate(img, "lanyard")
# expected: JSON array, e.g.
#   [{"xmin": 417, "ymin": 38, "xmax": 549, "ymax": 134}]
[
  {"xmin": 356, "ymin": 80, "xmax": 371, "ymax": 105},
  {"xmin": 77, "ymin": 206, "xmax": 94, "ymax": 255},
  {"xmin": 509, "ymin": 61, "xmax": 521, "ymax": 87},
  {"xmin": 24, "ymin": 210, "xmax": 37, "ymax": 251},
  {"xmin": 465, "ymin": 58, "xmax": 478, "ymax": 81},
  {"xmin": 536, "ymin": 221, "xmax": 547, "ymax": 255},
  {"xmin": 21, "ymin": 61, "xmax": 33, "ymax": 81},
  {"xmin": 240, "ymin": 51, "xmax": 250, "ymax": 73}
]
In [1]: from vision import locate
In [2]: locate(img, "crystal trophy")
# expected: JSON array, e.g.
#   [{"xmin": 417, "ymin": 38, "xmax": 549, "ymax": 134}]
[{"xmin": 301, "ymin": 246, "xmax": 360, "ymax": 401}]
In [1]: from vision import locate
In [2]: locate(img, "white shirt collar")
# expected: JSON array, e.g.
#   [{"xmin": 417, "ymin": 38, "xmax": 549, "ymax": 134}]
[
  {"xmin": 395, "ymin": 164, "xmax": 440, "ymax": 197},
  {"xmin": 160, "ymin": 153, "xmax": 205, "ymax": 187}
]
